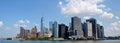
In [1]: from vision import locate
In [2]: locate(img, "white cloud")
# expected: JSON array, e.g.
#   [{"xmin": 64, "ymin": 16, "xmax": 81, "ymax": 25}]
[
  {"xmin": 83, "ymin": 16, "xmax": 91, "ymax": 20},
  {"xmin": 0, "ymin": 26, "xmax": 19, "ymax": 38},
  {"xmin": 105, "ymin": 21, "xmax": 120, "ymax": 36},
  {"xmin": 100, "ymin": 12, "xmax": 114, "ymax": 19},
  {"xmin": 0, "ymin": 21, "xmax": 3, "ymax": 27},
  {"xmin": 34, "ymin": 23, "xmax": 39, "ymax": 26},
  {"xmin": 14, "ymin": 24, "xmax": 19, "ymax": 28},
  {"xmin": 59, "ymin": 0, "xmax": 114, "ymax": 19},
  {"xmin": 18, "ymin": 20, "xmax": 25, "ymax": 24},
  {"xmin": 115, "ymin": 16, "xmax": 120, "ymax": 20},
  {"xmin": 97, "ymin": 20, "xmax": 103, "ymax": 25},
  {"xmin": 14, "ymin": 20, "xmax": 30, "ymax": 28},
  {"xmin": 26, "ymin": 20, "xmax": 30, "ymax": 24}
]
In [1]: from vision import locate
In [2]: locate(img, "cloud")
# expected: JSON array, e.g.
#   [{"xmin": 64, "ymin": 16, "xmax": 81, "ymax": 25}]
[
  {"xmin": 0, "ymin": 20, "xmax": 30, "ymax": 38},
  {"xmin": 14, "ymin": 20, "xmax": 30, "ymax": 28},
  {"xmin": 34, "ymin": 23, "xmax": 39, "ymax": 26},
  {"xmin": 26, "ymin": 20, "xmax": 30, "ymax": 24},
  {"xmin": 100, "ymin": 12, "xmax": 114, "ymax": 19},
  {"xmin": 59, "ymin": 0, "xmax": 114, "ymax": 19},
  {"xmin": 105, "ymin": 21, "xmax": 120, "ymax": 36},
  {"xmin": 83, "ymin": 16, "xmax": 91, "ymax": 20},
  {"xmin": 0, "ymin": 26, "xmax": 19, "ymax": 38},
  {"xmin": 0, "ymin": 21, "xmax": 3, "ymax": 27},
  {"xmin": 17, "ymin": 20, "xmax": 30, "ymax": 24},
  {"xmin": 115, "ymin": 16, "xmax": 120, "ymax": 20},
  {"xmin": 97, "ymin": 20, "xmax": 103, "ymax": 25}
]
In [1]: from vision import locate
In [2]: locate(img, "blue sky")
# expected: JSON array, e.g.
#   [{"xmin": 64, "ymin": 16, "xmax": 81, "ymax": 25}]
[{"xmin": 0, "ymin": 0, "xmax": 120, "ymax": 38}]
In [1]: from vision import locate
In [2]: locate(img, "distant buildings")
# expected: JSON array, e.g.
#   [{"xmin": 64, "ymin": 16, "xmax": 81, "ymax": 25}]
[
  {"xmin": 20, "ymin": 27, "xmax": 31, "ymax": 38},
  {"xmin": 18, "ymin": 16, "xmax": 104, "ymax": 40}
]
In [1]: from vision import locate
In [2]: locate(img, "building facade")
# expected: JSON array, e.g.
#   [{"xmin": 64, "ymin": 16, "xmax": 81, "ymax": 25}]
[
  {"xmin": 86, "ymin": 18, "xmax": 97, "ymax": 39},
  {"xmin": 86, "ymin": 22, "xmax": 93, "ymax": 37},
  {"xmin": 71, "ymin": 16, "xmax": 83, "ymax": 38},
  {"xmin": 53, "ymin": 21, "xmax": 59, "ymax": 38},
  {"xmin": 31, "ymin": 26, "xmax": 38, "ymax": 38},
  {"xmin": 59, "ymin": 24, "xmax": 69, "ymax": 39}
]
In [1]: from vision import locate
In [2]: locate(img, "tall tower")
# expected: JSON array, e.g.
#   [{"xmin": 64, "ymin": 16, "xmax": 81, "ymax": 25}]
[
  {"xmin": 53, "ymin": 21, "xmax": 59, "ymax": 38},
  {"xmin": 20, "ymin": 27, "xmax": 25, "ymax": 38},
  {"xmin": 86, "ymin": 18, "xmax": 97, "ymax": 39},
  {"xmin": 71, "ymin": 16, "xmax": 83, "ymax": 38},
  {"xmin": 86, "ymin": 21, "xmax": 93, "ymax": 37},
  {"xmin": 41, "ymin": 17, "xmax": 44, "ymax": 37}
]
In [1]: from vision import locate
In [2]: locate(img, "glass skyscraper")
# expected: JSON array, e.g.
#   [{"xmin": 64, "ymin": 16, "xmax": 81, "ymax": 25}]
[
  {"xmin": 53, "ymin": 21, "xmax": 59, "ymax": 38},
  {"xmin": 97, "ymin": 24, "xmax": 104, "ymax": 39},
  {"xmin": 71, "ymin": 16, "xmax": 83, "ymax": 38},
  {"xmin": 86, "ymin": 21, "xmax": 93, "ymax": 37},
  {"xmin": 86, "ymin": 18, "xmax": 97, "ymax": 39}
]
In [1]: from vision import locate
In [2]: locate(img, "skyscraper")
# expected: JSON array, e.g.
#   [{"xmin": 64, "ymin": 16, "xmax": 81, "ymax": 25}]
[
  {"xmin": 20, "ymin": 27, "xmax": 25, "ymax": 38},
  {"xmin": 68, "ymin": 23, "xmax": 73, "ymax": 38},
  {"xmin": 31, "ymin": 26, "xmax": 38, "ymax": 38},
  {"xmin": 59, "ymin": 24, "xmax": 69, "ymax": 39},
  {"xmin": 86, "ymin": 21, "xmax": 93, "ymax": 37},
  {"xmin": 41, "ymin": 17, "xmax": 44, "ymax": 37},
  {"xmin": 100, "ymin": 26, "xmax": 104, "ymax": 38},
  {"xmin": 86, "ymin": 18, "xmax": 97, "ymax": 39},
  {"xmin": 97, "ymin": 24, "xmax": 104, "ymax": 39},
  {"xmin": 25, "ymin": 30, "xmax": 31, "ymax": 38},
  {"xmin": 20, "ymin": 27, "xmax": 31, "ymax": 38},
  {"xmin": 71, "ymin": 16, "xmax": 83, "ymax": 38},
  {"xmin": 82, "ymin": 23, "xmax": 88, "ymax": 37},
  {"xmin": 53, "ymin": 21, "xmax": 59, "ymax": 38}
]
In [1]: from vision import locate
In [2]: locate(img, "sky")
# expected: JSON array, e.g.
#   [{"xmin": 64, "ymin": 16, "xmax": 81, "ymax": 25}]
[{"xmin": 0, "ymin": 0, "xmax": 120, "ymax": 38}]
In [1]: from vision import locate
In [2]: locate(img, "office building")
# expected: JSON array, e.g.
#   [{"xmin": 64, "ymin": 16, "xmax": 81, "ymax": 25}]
[
  {"xmin": 53, "ymin": 21, "xmax": 59, "ymax": 38},
  {"xmin": 31, "ymin": 26, "xmax": 38, "ymax": 38},
  {"xmin": 59, "ymin": 24, "xmax": 69, "ymax": 39},
  {"xmin": 71, "ymin": 16, "xmax": 83, "ymax": 38},
  {"xmin": 86, "ymin": 18, "xmax": 97, "ymax": 39},
  {"xmin": 82, "ymin": 23, "xmax": 88, "ymax": 37},
  {"xmin": 86, "ymin": 22, "xmax": 93, "ymax": 37}
]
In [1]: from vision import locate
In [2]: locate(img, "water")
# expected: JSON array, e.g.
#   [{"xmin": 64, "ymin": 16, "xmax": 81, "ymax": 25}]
[{"xmin": 0, "ymin": 40, "xmax": 120, "ymax": 43}]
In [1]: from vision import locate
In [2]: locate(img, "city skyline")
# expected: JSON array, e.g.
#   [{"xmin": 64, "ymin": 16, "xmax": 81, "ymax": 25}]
[
  {"xmin": 0, "ymin": 0, "xmax": 120, "ymax": 38},
  {"xmin": 17, "ymin": 16, "xmax": 104, "ymax": 40}
]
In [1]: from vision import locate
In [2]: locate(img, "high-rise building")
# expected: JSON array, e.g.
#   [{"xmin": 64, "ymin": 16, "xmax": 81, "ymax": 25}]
[
  {"xmin": 20, "ymin": 27, "xmax": 31, "ymax": 38},
  {"xmin": 25, "ymin": 30, "xmax": 31, "ymax": 38},
  {"xmin": 59, "ymin": 24, "xmax": 69, "ymax": 39},
  {"xmin": 49, "ymin": 21, "xmax": 53, "ymax": 30},
  {"xmin": 41, "ymin": 17, "xmax": 44, "ymax": 37},
  {"xmin": 20, "ymin": 27, "xmax": 25, "ymax": 38},
  {"xmin": 82, "ymin": 23, "xmax": 88, "ymax": 37},
  {"xmin": 86, "ymin": 18, "xmax": 97, "ymax": 39},
  {"xmin": 31, "ymin": 26, "xmax": 38, "ymax": 38},
  {"xmin": 100, "ymin": 26, "xmax": 104, "ymax": 38},
  {"xmin": 71, "ymin": 16, "xmax": 83, "ymax": 38},
  {"xmin": 86, "ymin": 22, "xmax": 93, "ymax": 37},
  {"xmin": 97, "ymin": 24, "xmax": 104, "ymax": 39},
  {"xmin": 53, "ymin": 21, "xmax": 59, "ymax": 38},
  {"xmin": 68, "ymin": 23, "xmax": 73, "ymax": 38}
]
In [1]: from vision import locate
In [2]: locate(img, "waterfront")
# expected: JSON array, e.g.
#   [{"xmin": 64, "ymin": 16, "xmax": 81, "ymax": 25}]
[{"xmin": 0, "ymin": 40, "xmax": 120, "ymax": 43}]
